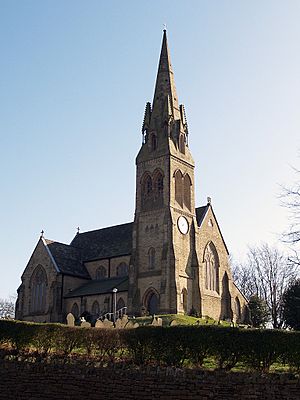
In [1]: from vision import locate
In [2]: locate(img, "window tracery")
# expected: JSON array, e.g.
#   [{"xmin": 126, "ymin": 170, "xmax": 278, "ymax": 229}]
[
  {"xmin": 204, "ymin": 242, "xmax": 219, "ymax": 293},
  {"xmin": 30, "ymin": 266, "xmax": 47, "ymax": 313},
  {"xmin": 141, "ymin": 170, "xmax": 164, "ymax": 210},
  {"xmin": 96, "ymin": 266, "xmax": 107, "ymax": 280}
]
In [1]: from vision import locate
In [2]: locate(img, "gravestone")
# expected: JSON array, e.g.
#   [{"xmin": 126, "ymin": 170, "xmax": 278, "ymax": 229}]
[
  {"xmin": 170, "ymin": 319, "xmax": 177, "ymax": 326},
  {"xmin": 66, "ymin": 313, "xmax": 75, "ymax": 326},
  {"xmin": 102, "ymin": 318, "xmax": 114, "ymax": 329},
  {"xmin": 151, "ymin": 316, "xmax": 162, "ymax": 326},
  {"xmin": 115, "ymin": 314, "xmax": 129, "ymax": 329},
  {"xmin": 95, "ymin": 319, "xmax": 105, "ymax": 329},
  {"xmin": 125, "ymin": 320, "xmax": 139, "ymax": 329},
  {"xmin": 81, "ymin": 320, "xmax": 91, "ymax": 328}
]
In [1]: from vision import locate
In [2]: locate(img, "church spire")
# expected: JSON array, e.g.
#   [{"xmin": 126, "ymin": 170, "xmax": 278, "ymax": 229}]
[{"xmin": 151, "ymin": 30, "xmax": 180, "ymax": 122}]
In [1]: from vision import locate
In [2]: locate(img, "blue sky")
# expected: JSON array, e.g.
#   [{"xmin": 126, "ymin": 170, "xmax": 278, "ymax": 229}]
[{"xmin": 0, "ymin": 1, "xmax": 299, "ymax": 299}]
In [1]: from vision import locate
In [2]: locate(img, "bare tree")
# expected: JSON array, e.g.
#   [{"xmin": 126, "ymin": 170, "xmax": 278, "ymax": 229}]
[
  {"xmin": 281, "ymin": 167, "xmax": 300, "ymax": 265},
  {"xmin": 233, "ymin": 244, "xmax": 297, "ymax": 329},
  {"xmin": 232, "ymin": 262, "xmax": 257, "ymax": 300},
  {"xmin": 0, "ymin": 296, "xmax": 15, "ymax": 319}
]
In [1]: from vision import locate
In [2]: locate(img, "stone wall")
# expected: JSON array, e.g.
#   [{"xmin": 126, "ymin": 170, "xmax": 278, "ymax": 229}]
[{"xmin": 1, "ymin": 360, "xmax": 299, "ymax": 400}]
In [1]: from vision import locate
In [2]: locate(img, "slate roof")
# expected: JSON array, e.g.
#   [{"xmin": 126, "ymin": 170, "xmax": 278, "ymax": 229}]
[
  {"xmin": 195, "ymin": 205, "xmax": 209, "ymax": 227},
  {"xmin": 44, "ymin": 239, "xmax": 90, "ymax": 279},
  {"xmin": 70, "ymin": 222, "xmax": 133, "ymax": 261},
  {"xmin": 64, "ymin": 276, "xmax": 129, "ymax": 298}
]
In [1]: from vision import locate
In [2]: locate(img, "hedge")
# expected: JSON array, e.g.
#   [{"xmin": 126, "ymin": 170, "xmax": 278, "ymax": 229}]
[{"xmin": 1, "ymin": 319, "xmax": 300, "ymax": 372}]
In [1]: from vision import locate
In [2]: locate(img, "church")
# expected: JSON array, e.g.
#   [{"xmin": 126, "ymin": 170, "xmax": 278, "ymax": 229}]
[{"xmin": 15, "ymin": 31, "xmax": 248, "ymax": 324}]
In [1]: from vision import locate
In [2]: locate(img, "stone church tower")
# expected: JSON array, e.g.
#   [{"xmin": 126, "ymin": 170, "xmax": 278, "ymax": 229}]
[
  {"xmin": 16, "ymin": 31, "xmax": 248, "ymax": 324},
  {"xmin": 128, "ymin": 30, "xmax": 199, "ymax": 315}
]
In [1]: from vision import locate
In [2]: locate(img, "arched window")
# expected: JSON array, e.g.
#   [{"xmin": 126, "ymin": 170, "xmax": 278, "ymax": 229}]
[
  {"xmin": 179, "ymin": 134, "xmax": 185, "ymax": 154},
  {"xmin": 204, "ymin": 242, "xmax": 219, "ymax": 293},
  {"xmin": 141, "ymin": 173, "xmax": 153, "ymax": 211},
  {"xmin": 30, "ymin": 266, "xmax": 47, "ymax": 313},
  {"xmin": 142, "ymin": 173, "xmax": 152, "ymax": 198},
  {"xmin": 147, "ymin": 292, "xmax": 158, "ymax": 315},
  {"xmin": 71, "ymin": 302, "xmax": 79, "ymax": 318},
  {"xmin": 151, "ymin": 133, "xmax": 157, "ymax": 151},
  {"xmin": 183, "ymin": 174, "xmax": 192, "ymax": 210},
  {"xmin": 221, "ymin": 272, "xmax": 232, "ymax": 320},
  {"xmin": 235, "ymin": 297, "xmax": 241, "ymax": 321},
  {"xmin": 117, "ymin": 297, "xmax": 125, "ymax": 311},
  {"xmin": 92, "ymin": 300, "xmax": 100, "ymax": 317},
  {"xmin": 116, "ymin": 262, "xmax": 128, "ymax": 277},
  {"xmin": 153, "ymin": 171, "xmax": 164, "ymax": 197},
  {"xmin": 146, "ymin": 175, "xmax": 152, "ymax": 194},
  {"xmin": 175, "ymin": 170, "xmax": 183, "ymax": 207},
  {"xmin": 96, "ymin": 266, "xmax": 107, "ymax": 280},
  {"xmin": 181, "ymin": 288, "xmax": 188, "ymax": 314},
  {"xmin": 148, "ymin": 247, "xmax": 155, "ymax": 270}
]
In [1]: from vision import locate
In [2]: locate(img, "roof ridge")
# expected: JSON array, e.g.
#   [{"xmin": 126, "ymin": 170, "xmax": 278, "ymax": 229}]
[
  {"xmin": 44, "ymin": 238, "xmax": 79, "ymax": 250},
  {"xmin": 76, "ymin": 221, "xmax": 133, "ymax": 236}
]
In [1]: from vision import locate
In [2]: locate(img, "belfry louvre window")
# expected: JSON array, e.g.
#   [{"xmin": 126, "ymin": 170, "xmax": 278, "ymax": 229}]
[
  {"xmin": 156, "ymin": 173, "xmax": 164, "ymax": 195},
  {"xmin": 183, "ymin": 174, "xmax": 192, "ymax": 210},
  {"xmin": 30, "ymin": 265, "xmax": 47, "ymax": 313},
  {"xmin": 175, "ymin": 170, "xmax": 183, "ymax": 206},
  {"xmin": 142, "ymin": 174, "xmax": 152, "ymax": 197}
]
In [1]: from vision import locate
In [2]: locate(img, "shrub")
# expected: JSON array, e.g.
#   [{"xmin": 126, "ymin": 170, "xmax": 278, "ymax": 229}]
[
  {"xmin": 209, "ymin": 326, "xmax": 243, "ymax": 370},
  {"xmin": 241, "ymin": 329, "xmax": 282, "ymax": 372},
  {"xmin": 2, "ymin": 319, "xmax": 300, "ymax": 373}
]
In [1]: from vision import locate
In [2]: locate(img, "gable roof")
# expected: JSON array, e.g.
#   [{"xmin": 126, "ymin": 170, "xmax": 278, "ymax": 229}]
[
  {"xmin": 70, "ymin": 222, "xmax": 133, "ymax": 261},
  {"xmin": 43, "ymin": 239, "xmax": 90, "ymax": 279},
  {"xmin": 195, "ymin": 203, "xmax": 229, "ymax": 255},
  {"xmin": 195, "ymin": 205, "xmax": 209, "ymax": 227},
  {"xmin": 64, "ymin": 276, "xmax": 129, "ymax": 298}
]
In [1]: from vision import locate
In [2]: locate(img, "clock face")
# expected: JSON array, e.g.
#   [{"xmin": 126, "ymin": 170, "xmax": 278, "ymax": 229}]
[{"xmin": 177, "ymin": 216, "xmax": 189, "ymax": 235}]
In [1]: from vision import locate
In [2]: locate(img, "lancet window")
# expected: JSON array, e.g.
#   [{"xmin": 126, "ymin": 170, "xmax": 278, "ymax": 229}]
[
  {"xmin": 30, "ymin": 266, "xmax": 47, "ymax": 313},
  {"xmin": 151, "ymin": 133, "xmax": 157, "ymax": 151},
  {"xmin": 183, "ymin": 174, "xmax": 192, "ymax": 210},
  {"xmin": 204, "ymin": 242, "xmax": 219, "ymax": 293},
  {"xmin": 92, "ymin": 301, "xmax": 100, "ymax": 318},
  {"xmin": 148, "ymin": 247, "xmax": 155, "ymax": 270},
  {"xmin": 96, "ymin": 265, "xmax": 107, "ymax": 280},
  {"xmin": 175, "ymin": 170, "xmax": 183, "ymax": 207},
  {"xmin": 71, "ymin": 302, "xmax": 79, "ymax": 318},
  {"xmin": 116, "ymin": 262, "xmax": 128, "ymax": 277},
  {"xmin": 179, "ymin": 134, "xmax": 185, "ymax": 154}
]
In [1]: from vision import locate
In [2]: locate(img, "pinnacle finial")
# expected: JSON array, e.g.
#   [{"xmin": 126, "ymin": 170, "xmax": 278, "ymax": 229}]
[{"xmin": 40, "ymin": 230, "xmax": 44, "ymax": 238}]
